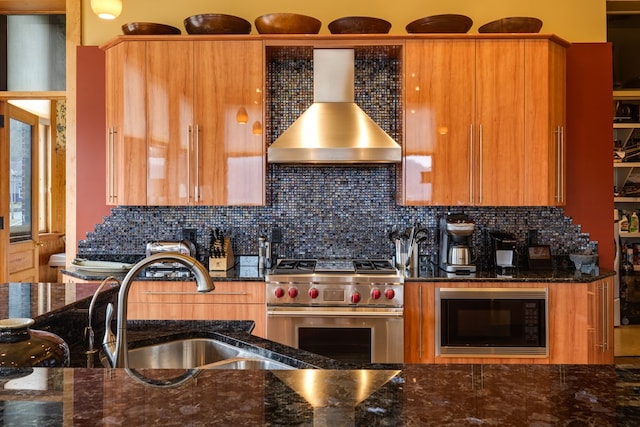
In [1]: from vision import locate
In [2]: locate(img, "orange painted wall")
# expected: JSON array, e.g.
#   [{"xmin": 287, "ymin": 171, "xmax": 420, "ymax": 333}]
[
  {"xmin": 75, "ymin": 46, "xmax": 111, "ymax": 248},
  {"xmin": 564, "ymin": 43, "xmax": 614, "ymax": 269}
]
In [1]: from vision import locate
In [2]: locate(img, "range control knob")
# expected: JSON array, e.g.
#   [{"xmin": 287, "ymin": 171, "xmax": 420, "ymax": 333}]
[
  {"xmin": 288, "ymin": 287, "xmax": 299, "ymax": 298},
  {"xmin": 385, "ymin": 289, "xmax": 396, "ymax": 300},
  {"xmin": 309, "ymin": 288, "xmax": 319, "ymax": 299},
  {"xmin": 350, "ymin": 292, "xmax": 361, "ymax": 304},
  {"xmin": 371, "ymin": 288, "xmax": 382, "ymax": 300},
  {"xmin": 274, "ymin": 287, "xmax": 285, "ymax": 299}
]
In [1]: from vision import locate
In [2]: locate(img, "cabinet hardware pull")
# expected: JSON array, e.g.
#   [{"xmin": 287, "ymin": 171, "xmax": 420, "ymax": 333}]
[
  {"xmin": 479, "ymin": 124, "xmax": 483, "ymax": 204},
  {"xmin": 187, "ymin": 125, "xmax": 193, "ymax": 201},
  {"xmin": 469, "ymin": 124, "xmax": 474, "ymax": 204},
  {"xmin": 418, "ymin": 285, "xmax": 423, "ymax": 359},
  {"xmin": 560, "ymin": 126, "xmax": 565, "ymax": 202},
  {"xmin": 195, "ymin": 125, "xmax": 200, "ymax": 202},
  {"xmin": 602, "ymin": 282, "xmax": 608, "ymax": 352},
  {"xmin": 142, "ymin": 291, "xmax": 249, "ymax": 296},
  {"xmin": 555, "ymin": 126, "xmax": 563, "ymax": 202}
]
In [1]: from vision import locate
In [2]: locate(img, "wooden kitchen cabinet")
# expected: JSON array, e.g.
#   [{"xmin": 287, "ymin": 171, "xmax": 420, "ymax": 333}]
[
  {"xmin": 404, "ymin": 282, "xmax": 435, "ymax": 363},
  {"xmin": 127, "ymin": 280, "xmax": 266, "ymax": 338},
  {"xmin": 523, "ymin": 39, "xmax": 567, "ymax": 205},
  {"xmin": 193, "ymin": 41, "xmax": 265, "ymax": 206},
  {"xmin": 104, "ymin": 41, "xmax": 147, "ymax": 205},
  {"xmin": 103, "ymin": 38, "xmax": 265, "ymax": 206},
  {"xmin": 405, "ymin": 279, "xmax": 612, "ymax": 365},
  {"xmin": 548, "ymin": 278, "xmax": 614, "ymax": 364},
  {"xmin": 145, "ymin": 41, "xmax": 194, "ymax": 205},
  {"xmin": 402, "ymin": 38, "xmax": 566, "ymax": 206},
  {"xmin": 403, "ymin": 39, "xmax": 475, "ymax": 206}
]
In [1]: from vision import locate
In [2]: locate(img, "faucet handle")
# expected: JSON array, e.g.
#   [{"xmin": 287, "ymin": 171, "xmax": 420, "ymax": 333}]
[{"xmin": 102, "ymin": 303, "xmax": 117, "ymax": 366}]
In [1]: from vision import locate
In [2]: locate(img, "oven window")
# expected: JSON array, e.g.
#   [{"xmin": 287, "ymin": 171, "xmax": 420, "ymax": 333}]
[{"xmin": 298, "ymin": 328, "xmax": 372, "ymax": 364}]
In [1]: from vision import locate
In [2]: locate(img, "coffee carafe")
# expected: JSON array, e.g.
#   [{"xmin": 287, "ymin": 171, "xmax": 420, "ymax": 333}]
[{"xmin": 439, "ymin": 214, "xmax": 477, "ymax": 275}]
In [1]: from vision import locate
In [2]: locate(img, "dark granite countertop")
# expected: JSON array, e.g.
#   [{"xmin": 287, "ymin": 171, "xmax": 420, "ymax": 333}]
[
  {"xmin": 1, "ymin": 363, "xmax": 638, "ymax": 425},
  {"xmin": 62, "ymin": 263, "xmax": 614, "ymax": 284},
  {"xmin": 60, "ymin": 264, "xmax": 265, "ymax": 282},
  {"xmin": 404, "ymin": 267, "xmax": 615, "ymax": 283},
  {"xmin": 0, "ymin": 281, "xmax": 636, "ymax": 425}
]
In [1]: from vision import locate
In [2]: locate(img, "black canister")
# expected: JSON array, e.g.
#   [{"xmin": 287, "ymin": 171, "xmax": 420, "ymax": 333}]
[{"xmin": 0, "ymin": 318, "xmax": 70, "ymax": 368}]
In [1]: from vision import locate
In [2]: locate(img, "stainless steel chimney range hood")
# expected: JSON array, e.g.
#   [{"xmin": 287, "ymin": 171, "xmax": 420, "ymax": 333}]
[{"xmin": 267, "ymin": 49, "xmax": 401, "ymax": 165}]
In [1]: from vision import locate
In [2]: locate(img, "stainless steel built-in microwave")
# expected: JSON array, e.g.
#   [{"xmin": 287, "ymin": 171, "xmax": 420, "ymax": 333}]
[{"xmin": 436, "ymin": 288, "xmax": 548, "ymax": 357}]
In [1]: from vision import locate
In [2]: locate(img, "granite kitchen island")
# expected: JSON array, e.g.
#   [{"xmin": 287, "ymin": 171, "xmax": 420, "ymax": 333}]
[
  {"xmin": 1, "ymin": 363, "xmax": 637, "ymax": 426},
  {"xmin": 0, "ymin": 281, "xmax": 637, "ymax": 425}
]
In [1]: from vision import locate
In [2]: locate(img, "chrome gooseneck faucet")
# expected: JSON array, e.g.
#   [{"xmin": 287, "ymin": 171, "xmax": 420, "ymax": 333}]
[
  {"xmin": 85, "ymin": 275, "xmax": 121, "ymax": 368},
  {"xmin": 102, "ymin": 253, "xmax": 215, "ymax": 368}
]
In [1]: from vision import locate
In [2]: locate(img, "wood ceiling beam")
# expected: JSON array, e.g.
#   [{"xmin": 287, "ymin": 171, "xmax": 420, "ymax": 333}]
[{"xmin": 0, "ymin": 0, "xmax": 65, "ymax": 14}]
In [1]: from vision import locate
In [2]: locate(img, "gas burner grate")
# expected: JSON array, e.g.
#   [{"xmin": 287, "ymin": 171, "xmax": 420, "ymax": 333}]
[
  {"xmin": 353, "ymin": 259, "xmax": 396, "ymax": 274},
  {"xmin": 272, "ymin": 259, "xmax": 316, "ymax": 274}
]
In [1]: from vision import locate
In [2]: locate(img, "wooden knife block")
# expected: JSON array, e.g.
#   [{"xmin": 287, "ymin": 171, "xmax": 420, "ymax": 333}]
[{"xmin": 209, "ymin": 238, "xmax": 234, "ymax": 271}]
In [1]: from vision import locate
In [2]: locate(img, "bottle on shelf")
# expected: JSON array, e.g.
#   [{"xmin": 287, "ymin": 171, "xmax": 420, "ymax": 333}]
[
  {"xmin": 631, "ymin": 212, "xmax": 639, "ymax": 233},
  {"xmin": 621, "ymin": 213, "xmax": 630, "ymax": 232}
]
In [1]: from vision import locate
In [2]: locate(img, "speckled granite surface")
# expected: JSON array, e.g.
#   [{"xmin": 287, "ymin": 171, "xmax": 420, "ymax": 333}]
[
  {"xmin": 0, "ymin": 278, "xmax": 628, "ymax": 425},
  {"xmin": 61, "ymin": 264, "xmax": 614, "ymax": 284},
  {"xmin": 2, "ymin": 363, "xmax": 639, "ymax": 426}
]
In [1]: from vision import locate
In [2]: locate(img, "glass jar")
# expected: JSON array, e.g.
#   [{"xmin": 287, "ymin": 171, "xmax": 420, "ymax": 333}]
[{"xmin": 0, "ymin": 318, "xmax": 70, "ymax": 367}]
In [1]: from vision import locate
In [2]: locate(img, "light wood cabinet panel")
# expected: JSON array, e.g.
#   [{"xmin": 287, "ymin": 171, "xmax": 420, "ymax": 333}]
[
  {"xmin": 524, "ymin": 39, "xmax": 567, "ymax": 205},
  {"xmin": 548, "ymin": 278, "xmax": 614, "ymax": 364},
  {"xmin": 588, "ymin": 277, "xmax": 614, "ymax": 363},
  {"xmin": 127, "ymin": 280, "xmax": 266, "ymax": 337},
  {"xmin": 105, "ymin": 41, "xmax": 147, "ymax": 205},
  {"xmin": 193, "ymin": 40, "xmax": 265, "ymax": 206},
  {"xmin": 405, "ymin": 280, "xmax": 613, "ymax": 365},
  {"xmin": 402, "ymin": 38, "xmax": 566, "ymax": 207},
  {"xmin": 547, "ymin": 283, "xmax": 589, "ymax": 363},
  {"xmin": 475, "ymin": 39, "xmax": 526, "ymax": 206},
  {"xmin": 146, "ymin": 41, "xmax": 194, "ymax": 205},
  {"xmin": 403, "ymin": 282, "xmax": 435, "ymax": 363},
  {"xmin": 404, "ymin": 39, "xmax": 475, "ymax": 206},
  {"xmin": 103, "ymin": 39, "xmax": 265, "ymax": 206}
]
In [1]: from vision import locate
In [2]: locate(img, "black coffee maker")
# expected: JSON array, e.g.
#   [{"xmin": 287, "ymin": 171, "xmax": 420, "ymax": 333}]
[{"xmin": 489, "ymin": 232, "xmax": 518, "ymax": 273}]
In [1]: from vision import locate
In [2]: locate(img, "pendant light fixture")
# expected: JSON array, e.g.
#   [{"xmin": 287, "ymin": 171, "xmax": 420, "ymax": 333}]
[{"xmin": 91, "ymin": 0, "xmax": 123, "ymax": 20}]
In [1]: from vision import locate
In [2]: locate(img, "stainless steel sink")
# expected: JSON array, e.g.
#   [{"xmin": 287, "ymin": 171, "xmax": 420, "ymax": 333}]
[
  {"xmin": 201, "ymin": 357, "xmax": 294, "ymax": 370},
  {"xmin": 102, "ymin": 338, "xmax": 294, "ymax": 370}
]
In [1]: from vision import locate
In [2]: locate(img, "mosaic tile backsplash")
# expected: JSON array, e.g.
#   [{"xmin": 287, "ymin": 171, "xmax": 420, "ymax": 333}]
[{"xmin": 78, "ymin": 46, "xmax": 594, "ymax": 270}]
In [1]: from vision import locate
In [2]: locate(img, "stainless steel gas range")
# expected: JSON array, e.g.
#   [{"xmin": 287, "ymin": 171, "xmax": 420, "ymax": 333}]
[{"xmin": 266, "ymin": 259, "xmax": 404, "ymax": 364}]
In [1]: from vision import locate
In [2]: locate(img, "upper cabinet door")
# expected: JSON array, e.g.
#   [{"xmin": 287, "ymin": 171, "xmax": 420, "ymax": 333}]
[
  {"xmin": 523, "ymin": 39, "xmax": 567, "ymax": 206},
  {"xmin": 404, "ymin": 39, "xmax": 475, "ymax": 206},
  {"xmin": 105, "ymin": 41, "xmax": 147, "ymax": 206},
  {"xmin": 193, "ymin": 40, "xmax": 265, "ymax": 206},
  {"xmin": 475, "ymin": 39, "xmax": 526, "ymax": 206},
  {"xmin": 145, "ymin": 41, "xmax": 195, "ymax": 206},
  {"xmin": 104, "ymin": 38, "xmax": 265, "ymax": 207}
]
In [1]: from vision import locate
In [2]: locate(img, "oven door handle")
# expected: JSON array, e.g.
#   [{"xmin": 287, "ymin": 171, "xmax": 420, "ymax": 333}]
[{"xmin": 267, "ymin": 309, "xmax": 403, "ymax": 318}]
